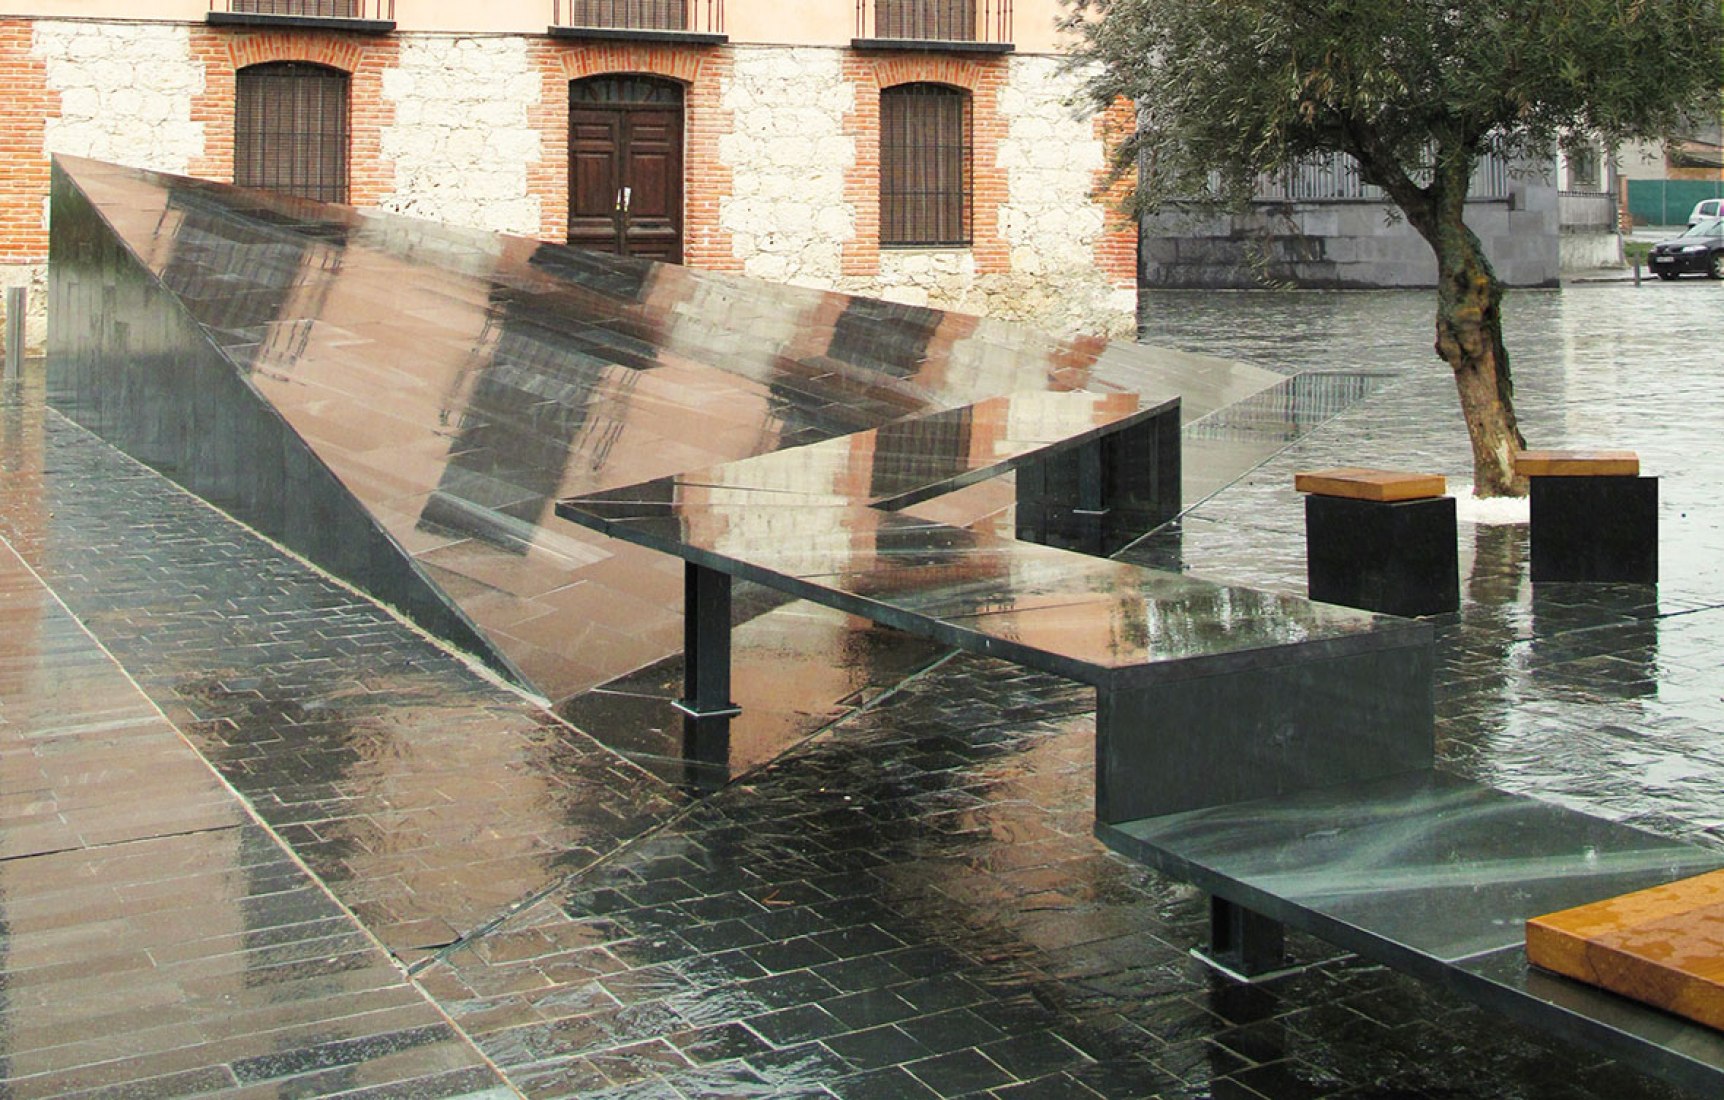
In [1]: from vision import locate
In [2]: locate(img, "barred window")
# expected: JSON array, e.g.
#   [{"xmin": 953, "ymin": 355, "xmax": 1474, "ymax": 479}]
[
  {"xmin": 876, "ymin": 0, "xmax": 975, "ymax": 41},
  {"xmin": 234, "ymin": 63, "xmax": 351, "ymax": 204},
  {"xmin": 561, "ymin": 0, "xmax": 686, "ymax": 30},
  {"xmin": 229, "ymin": 1, "xmax": 361, "ymax": 14},
  {"xmin": 880, "ymin": 83, "xmax": 971, "ymax": 247}
]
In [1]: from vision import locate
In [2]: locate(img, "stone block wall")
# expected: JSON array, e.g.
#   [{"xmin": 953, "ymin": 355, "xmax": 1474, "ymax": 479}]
[
  {"xmin": 1141, "ymin": 176, "xmax": 1562, "ymax": 290},
  {"xmin": 1, "ymin": 17, "xmax": 1137, "ymax": 348}
]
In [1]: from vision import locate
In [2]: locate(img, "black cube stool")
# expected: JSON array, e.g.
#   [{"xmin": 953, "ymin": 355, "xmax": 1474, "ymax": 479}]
[
  {"xmin": 1516, "ymin": 451, "xmax": 1657, "ymax": 584},
  {"xmin": 1297, "ymin": 468, "xmax": 1459, "ymax": 617}
]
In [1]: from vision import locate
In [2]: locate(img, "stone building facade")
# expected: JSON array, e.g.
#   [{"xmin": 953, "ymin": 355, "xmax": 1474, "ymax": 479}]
[{"xmin": 0, "ymin": 1, "xmax": 1139, "ymax": 350}]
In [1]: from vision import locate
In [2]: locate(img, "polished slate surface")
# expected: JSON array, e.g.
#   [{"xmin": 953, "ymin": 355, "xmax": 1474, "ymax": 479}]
[
  {"xmin": 13, "ymin": 253, "xmax": 1724, "ymax": 1096},
  {"xmin": 48, "ymin": 156, "xmax": 1285, "ymax": 704},
  {"xmin": 561, "ymin": 390, "xmax": 1427, "ymax": 689},
  {"xmin": 1100, "ymin": 770, "xmax": 1723, "ymax": 965},
  {"xmin": 3, "ymin": 360, "xmax": 687, "ymax": 966}
]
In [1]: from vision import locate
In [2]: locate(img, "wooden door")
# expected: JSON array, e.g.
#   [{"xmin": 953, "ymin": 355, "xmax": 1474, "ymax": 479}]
[{"xmin": 568, "ymin": 84, "xmax": 684, "ymax": 264}]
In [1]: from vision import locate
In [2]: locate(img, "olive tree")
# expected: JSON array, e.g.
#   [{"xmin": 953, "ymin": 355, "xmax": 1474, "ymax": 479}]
[{"xmin": 1066, "ymin": 0, "xmax": 1724, "ymax": 495}]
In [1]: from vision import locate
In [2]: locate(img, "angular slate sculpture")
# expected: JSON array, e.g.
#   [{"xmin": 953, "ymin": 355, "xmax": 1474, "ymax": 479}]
[{"xmin": 48, "ymin": 156, "xmax": 1296, "ymax": 705}]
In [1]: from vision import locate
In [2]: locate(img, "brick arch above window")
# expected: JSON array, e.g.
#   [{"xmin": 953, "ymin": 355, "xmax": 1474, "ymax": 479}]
[
  {"xmin": 223, "ymin": 33, "xmax": 364, "ymax": 73},
  {"xmin": 555, "ymin": 44, "xmax": 711, "ymax": 86},
  {"xmin": 868, "ymin": 54, "xmax": 990, "ymax": 93}
]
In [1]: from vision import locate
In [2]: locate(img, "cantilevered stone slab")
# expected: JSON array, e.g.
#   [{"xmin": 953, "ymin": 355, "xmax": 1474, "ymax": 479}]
[{"xmin": 1528, "ymin": 869, "xmax": 1724, "ymax": 1031}]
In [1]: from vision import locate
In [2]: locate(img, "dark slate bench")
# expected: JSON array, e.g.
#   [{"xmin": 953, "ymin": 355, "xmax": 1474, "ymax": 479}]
[
  {"xmin": 557, "ymin": 389, "xmax": 1434, "ymax": 809},
  {"xmin": 557, "ymin": 389, "xmax": 1724, "ymax": 1094}
]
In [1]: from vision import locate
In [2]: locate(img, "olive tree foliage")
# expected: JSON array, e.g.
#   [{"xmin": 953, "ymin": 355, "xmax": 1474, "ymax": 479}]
[{"xmin": 1065, "ymin": 0, "xmax": 1724, "ymax": 495}]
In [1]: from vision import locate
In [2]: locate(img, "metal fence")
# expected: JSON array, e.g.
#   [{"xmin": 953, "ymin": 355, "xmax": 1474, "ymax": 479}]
[
  {"xmin": 1247, "ymin": 149, "xmax": 1512, "ymax": 202},
  {"xmin": 855, "ymin": 0, "xmax": 1012, "ymax": 44},
  {"xmin": 553, "ymin": 0, "xmax": 723, "ymax": 32},
  {"xmin": 218, "ymin": 0, "xmax": 395, "ymax": 17}
]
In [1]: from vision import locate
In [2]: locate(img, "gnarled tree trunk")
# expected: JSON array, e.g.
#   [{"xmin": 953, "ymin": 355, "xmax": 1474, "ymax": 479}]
[
  {"xmin": 1433, "ymin": 220, "xmax": 1526, "ymax": 497},
  {"xmin": 1397, "ymin": 155, "xmax": 1528, "ymax": 499}
]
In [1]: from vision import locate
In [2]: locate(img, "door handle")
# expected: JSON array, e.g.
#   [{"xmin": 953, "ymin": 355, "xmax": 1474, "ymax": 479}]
[{"xmin": 621, "ymin": 186, "xmax": 632, "ymax": 213}]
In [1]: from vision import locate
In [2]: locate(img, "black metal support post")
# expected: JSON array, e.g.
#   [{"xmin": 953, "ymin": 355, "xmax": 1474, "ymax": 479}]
[
  {"xmin": 1205, "ymin": 896, "xmax": 1287, "ymax": 979},
  {"xmin": 676, "ymin": 561, "xmax": 741, "ymax": 718}
]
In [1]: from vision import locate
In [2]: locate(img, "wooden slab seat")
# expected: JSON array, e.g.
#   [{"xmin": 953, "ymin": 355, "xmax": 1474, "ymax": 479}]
[
  {"xmin": 1516, "ymin": 450, "xmax": 1641, "ymax": 477},
  {"xmin": 1529, "ymin": 869, "xmax": 1724, "ymax": 1033},
  {"xmin": 1295, "ymin": 467, "xmax": 1447, "ymax": 502}
]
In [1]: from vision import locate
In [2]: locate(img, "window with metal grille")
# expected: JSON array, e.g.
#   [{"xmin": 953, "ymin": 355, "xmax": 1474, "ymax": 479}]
[
  {"xmin": 880, "ymin": 83, "xmax": 971, "ymax": 247},
  {"xmin": 230, "ymin": 0, "xmax": 361, "ymax": 16},
  {"xmin": 569, "ymin": 74, "xmax": 684, "ymax": 105},
  {"xmin": 876, "ymin": 0, "xmax": 975, "ymax": 41},
  {"xmin": 561, "ymin": 0, "xmax": 687, "ymax": 30},
  {"xmin": 234, "ymin": 63, "xmax": 350, "ymax": 204}
]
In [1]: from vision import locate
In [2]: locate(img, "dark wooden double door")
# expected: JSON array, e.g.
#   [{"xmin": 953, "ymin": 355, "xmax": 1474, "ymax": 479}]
[{"xmin": 568, "ymin": 77, "xmax": 684, "ymax": 264}]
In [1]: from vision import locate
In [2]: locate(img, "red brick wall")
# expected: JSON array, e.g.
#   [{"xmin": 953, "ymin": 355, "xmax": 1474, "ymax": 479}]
[
  {"xmin": 0, "ymin": 20, "xmax": 56, "ymax": 264},
  {"xmin": 839, "ymin": 52, "xmax": 1011, "ymax": 278},
  {"xmin": 1091, "ymin": 95, "xmax": 1138, "ymax": 289},
  {"xmin": 188, "ymin": 28, "xmax": 401, "ymax": 206}
]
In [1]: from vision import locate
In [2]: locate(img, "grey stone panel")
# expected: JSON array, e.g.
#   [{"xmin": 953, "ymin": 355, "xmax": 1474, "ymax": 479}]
[
  {"xmin": 1093, "ymin": 638, "xmax": 1436, "ymax": 824},
  {"xmin": 44, "ymin": 160, "xmax": 518, "ymax": 684},
  {"xmin": 1143, "ymin": 196, "xmax": 1561, "ymax": 288}
]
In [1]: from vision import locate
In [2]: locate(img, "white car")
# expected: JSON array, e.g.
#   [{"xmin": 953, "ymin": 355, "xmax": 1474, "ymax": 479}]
[{"xmin": 1689, "ymin": 198, "xmax": 1723, "ymax": 226}]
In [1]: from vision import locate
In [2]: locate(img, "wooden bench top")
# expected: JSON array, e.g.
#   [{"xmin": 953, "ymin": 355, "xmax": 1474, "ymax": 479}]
[
  {"xmin": 1529, "ymin": 869, "xmax": 1724, "ymax": 1032},
  {"xmin": 1294, "ymin": 467, "xmax": 1447, "ymax": 502},
  {"xmin": 1515, "ymin": 450, "xmax": 1641, "ymax": 477}
]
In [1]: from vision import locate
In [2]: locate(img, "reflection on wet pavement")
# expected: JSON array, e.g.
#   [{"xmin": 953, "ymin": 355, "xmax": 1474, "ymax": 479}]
[
  {"xmin": 5, "ymin": 280, "xmax": 1724, "ymax": 1098},
  {"xmin": 0, "ymin": 517, "xmax": 506, "ymax": 1098}
]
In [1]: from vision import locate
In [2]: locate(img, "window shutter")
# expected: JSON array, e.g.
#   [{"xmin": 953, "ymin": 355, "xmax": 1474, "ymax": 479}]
[{"xmin": 564, "ymin": 0, "xmax": 686, "ymax": 30}]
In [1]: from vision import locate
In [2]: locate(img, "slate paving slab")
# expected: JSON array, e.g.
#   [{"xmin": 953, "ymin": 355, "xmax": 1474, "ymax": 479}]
[
  {"xmin": 0, "ymin": 530, "xmax": 507, "ymax": 1099},
  {"xmin": 7, "ymin": 283, "xmax": 1724, "ymax": 1097}
]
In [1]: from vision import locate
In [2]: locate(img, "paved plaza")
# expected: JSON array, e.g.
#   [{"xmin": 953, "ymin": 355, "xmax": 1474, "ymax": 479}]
[{"xmin": 3, "ymin": 280, "xmax": 1722, "ymax": 1098}]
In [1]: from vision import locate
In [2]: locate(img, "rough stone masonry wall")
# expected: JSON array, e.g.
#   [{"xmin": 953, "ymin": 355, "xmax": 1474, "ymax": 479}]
[
  {"xmin": 0, "ymin": 24, "xmax": 1136, "ymax": 349},
  {"xmin": 3, "ymin": 20, "xmax": 205, "ymax": 349},
  {"xmin": 719, "ymin": 47, "xmax": 856, "ymax": 286},
  {"xmin": 380, "ymin": 36, "xmax": 542, "ymax": 236},
  {"xmin": 988, "ymin": 55, "xmax": 1136, "ymax": 336}
]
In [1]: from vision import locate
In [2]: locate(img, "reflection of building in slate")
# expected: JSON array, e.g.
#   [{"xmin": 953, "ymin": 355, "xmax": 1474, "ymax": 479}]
[
  {"xmin": 52, "ymin": 157, "xmax": 1298, "ymax": 710},
  {"xmin": 156, "ymin": 191, "xmax": 349, "ymax": 375},
  {"xmin": 419, "ymin": 292, "xmax": 626, "ymax": 556}
]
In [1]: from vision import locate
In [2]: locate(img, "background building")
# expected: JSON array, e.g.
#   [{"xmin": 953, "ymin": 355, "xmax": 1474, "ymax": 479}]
[
  {"xmin": 1137, "ymin": 149, "xmax": 1571, "ymax": 289},
  {"xmin": 0, "ymin": 0, "xmax": 1140, "ymax": 350}
]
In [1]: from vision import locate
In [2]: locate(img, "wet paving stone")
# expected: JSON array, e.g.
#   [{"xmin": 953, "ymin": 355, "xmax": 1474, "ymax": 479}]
[
  {"xmin": 8, "ymin": 283, "xmax": 1724, "ymax": 1096},
  {"xmin": 0, "ymin": 529, "xmax": 507, "ymax": 1099}
]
